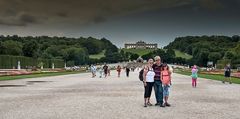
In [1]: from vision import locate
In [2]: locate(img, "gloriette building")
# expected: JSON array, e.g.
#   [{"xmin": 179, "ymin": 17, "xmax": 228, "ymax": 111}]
[{"xmin": 124, "ymin": 41, "xmax": 157, "ymax": 49}]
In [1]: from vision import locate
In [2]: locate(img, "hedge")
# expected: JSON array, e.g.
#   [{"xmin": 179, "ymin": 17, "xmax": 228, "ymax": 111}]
[{"xmin": 0, "ymin": 55, "xmax": 64, "ymax": 69}]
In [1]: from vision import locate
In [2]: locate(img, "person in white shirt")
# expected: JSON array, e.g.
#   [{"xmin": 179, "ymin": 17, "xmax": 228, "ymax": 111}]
[
  {"xmin": 143, "ymin": 58, "xmax": 155, "ymax": 107},
  {"xmin": 90, "ymin": 64, "xmax": 96, "ymax": 78}
]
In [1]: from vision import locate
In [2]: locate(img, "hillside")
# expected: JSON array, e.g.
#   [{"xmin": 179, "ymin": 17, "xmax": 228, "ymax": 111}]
[
  {"xmin": 122, "ymin": 48, "xmax": 192, "ymax": 59},
  {"xmin": 165, "ymin": 35, "xmax": 240, "ymax": 67},
  {"xmin": 89, "ymin": 50, "xmax": 105, "ymax": 59},
  {"xmin": 174, "ymin": 50, "xmax": 192, "ymax": 59}
]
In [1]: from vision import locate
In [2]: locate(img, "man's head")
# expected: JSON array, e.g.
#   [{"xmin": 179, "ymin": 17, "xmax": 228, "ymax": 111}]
[
  {"xmin": 227, "ymin": 64, "xmax": 231, "ymax": 67},
  {"xmin": 154, "ymin": 56, "xmax": 161, "ymax": 64}
]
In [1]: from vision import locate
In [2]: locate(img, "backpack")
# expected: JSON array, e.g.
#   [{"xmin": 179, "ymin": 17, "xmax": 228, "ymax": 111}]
[
  {"xmin": 139, "ymin": 67, "xmax": 149, "ymax": 81},
  {"xmin": 139, "ymin": 69, "xmax": 144, "ymax": 81}
]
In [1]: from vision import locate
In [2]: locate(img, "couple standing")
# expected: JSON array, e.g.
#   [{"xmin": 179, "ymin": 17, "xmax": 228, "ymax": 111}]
[{"xmin": 143, "ymin": 56, "xmax": 171, "ymax": 107}]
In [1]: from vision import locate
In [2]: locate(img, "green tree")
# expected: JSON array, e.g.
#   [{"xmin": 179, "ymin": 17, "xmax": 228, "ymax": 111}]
[
  {"xmin": 208, "ymin": 52, "xmax": 222, "ymax": 64},
  {"xmin": 2, "ymin": 40, "xmax": 23, "ymax": 55},
  {"xmin": 65, "ymin": 47, "xmax": 88, "ymax": 65},
  {"xmin": 224, "ymin": 51, "xmax": 234, "ymax": 59},
  {"xmin": 130, "ymin": 53, "xmax": 139, "ymax": 61},
  {"xmin": 23, "ymin": 40, "xmax": 39, "ymax": 57},
  {"xmin": 45, "ymin": 45, "xmax": 62, "ymax": 58}
]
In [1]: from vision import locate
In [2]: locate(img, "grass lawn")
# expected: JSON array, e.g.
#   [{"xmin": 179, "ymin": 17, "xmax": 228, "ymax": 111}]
[
  {"xmin": 174, "ymin": 49, "xmax": 193, "ymax": 59},
  {"xmin": 89, "ymin": 50, "xmax": 105, "ymax": 59},
  {"xmin": 175, "ymin": 70, "xmax": 240, "ymax": 84},
  {"xmin": 0, "ymin": 71, "xmax": 84, "ymax": 81},
  {"xmin": 122, "ymin": 48, "xmax": 156, "ymax": 56}
]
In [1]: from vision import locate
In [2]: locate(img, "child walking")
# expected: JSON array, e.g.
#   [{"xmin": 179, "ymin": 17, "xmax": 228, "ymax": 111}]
[
  {"xmin": 161, "ymin": 64, "xmax": 172, "ymax": 107},
  {"xmin": 191, "ymin": 65, "xmax": 198, "ymax": 88}
]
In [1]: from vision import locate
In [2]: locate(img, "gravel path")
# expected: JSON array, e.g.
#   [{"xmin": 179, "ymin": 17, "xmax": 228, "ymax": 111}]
[{"xmin": 0, "ymin": 70, "xmax": 240, "ymax": 119}]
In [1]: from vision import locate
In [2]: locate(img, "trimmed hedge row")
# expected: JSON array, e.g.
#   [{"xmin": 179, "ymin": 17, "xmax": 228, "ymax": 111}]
[
  {"xmin": 217, "ymin": 59, "xmax": 240, "ymax": 69},
  {"xmin": 0, "ymin": 55, "xmax": 64, "ymax": 69}
]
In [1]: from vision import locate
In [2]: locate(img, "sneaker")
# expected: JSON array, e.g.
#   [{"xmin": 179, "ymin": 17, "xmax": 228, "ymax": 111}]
[
  {"xmin": 155, "ymin": 103, "xmax": 160, "ymax": 106},
  {"xmin": 160, "ymin": 104, "xmax": 165, "ymax": 107},
  {"xmin": 165, "ymin": 103, "xmax": 171, "ymax": 107}
]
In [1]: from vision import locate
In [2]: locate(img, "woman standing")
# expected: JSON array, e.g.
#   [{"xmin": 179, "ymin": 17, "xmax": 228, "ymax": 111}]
[
  {"xmin": 223, "ymin": 64, "xmax": 232, "ymax": 84},
  {"xmin": 143, "ymin": 59, "xmax": 155, "ymax": 107},
  {"xmin": 116, "ymin": 65, "xmax": 121, "ymax": 77}
]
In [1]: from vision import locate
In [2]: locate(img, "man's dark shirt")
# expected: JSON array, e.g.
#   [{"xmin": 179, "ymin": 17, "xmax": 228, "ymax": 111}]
[{"xmin": 152, "ymin": 63, "xmax": 162, "ymax": 80}]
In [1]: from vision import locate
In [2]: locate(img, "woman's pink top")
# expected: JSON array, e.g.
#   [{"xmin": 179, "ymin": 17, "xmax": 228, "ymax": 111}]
[{"xmin": 162, "ymin": 70, "xmax": 171, "ymax": 85}]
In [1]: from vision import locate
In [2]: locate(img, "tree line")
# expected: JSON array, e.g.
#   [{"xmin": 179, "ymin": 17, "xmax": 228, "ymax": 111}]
[
  {"xmin": 164, "ymin": 35, "xmax": 240, "ymax": 68},
  {"xmin": 0, "ymin": 35, "xmax": 120, "ymax": 66},
  {"xmin": 140, "ymin": 49, "xmax": 187, "ymax": 65}
]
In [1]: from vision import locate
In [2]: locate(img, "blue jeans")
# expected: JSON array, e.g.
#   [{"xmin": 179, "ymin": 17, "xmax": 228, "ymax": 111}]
[{"xmin": 154, "ymin": 80, "xmax": 163, "ymax": 104}]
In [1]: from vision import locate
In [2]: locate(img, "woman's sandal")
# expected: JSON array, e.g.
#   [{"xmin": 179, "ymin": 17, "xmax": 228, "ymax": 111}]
[
  {"xmin": 144, "ymin": 103, "xmax": 147, "ymax": 107},
  {"xmin": 147, "ymin": 102, "xmax": 153, "ymax": 106}
]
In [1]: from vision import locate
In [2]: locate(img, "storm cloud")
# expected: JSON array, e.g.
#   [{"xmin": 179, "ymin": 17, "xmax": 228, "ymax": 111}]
[
  {"xmin": 0, "ymin": 0, "xmax": 240, "ymax": 47},
  {"xmin": 1, "ymin": 0, "xmax": 236, "ymax": 26}
]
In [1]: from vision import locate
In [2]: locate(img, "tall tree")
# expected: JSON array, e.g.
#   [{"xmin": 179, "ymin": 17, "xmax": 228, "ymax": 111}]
[
  {"xmin": 23, "ymin": 40, "xmax": 39, "ymax": 57},
  {"xmin": 1, "ymin": 40, "xmax": 23, "ymax": 55}
]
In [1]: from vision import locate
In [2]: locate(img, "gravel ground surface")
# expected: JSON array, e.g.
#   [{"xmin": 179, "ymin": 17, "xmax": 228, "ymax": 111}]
[{"xmin": 0, "ymin": 70, "xmax": 240, "ymax": 119}]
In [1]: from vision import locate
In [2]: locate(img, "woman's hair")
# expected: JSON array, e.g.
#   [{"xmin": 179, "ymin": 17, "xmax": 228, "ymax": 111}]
[
  {"xmin": 161, "ymin": 63, "xmax": 169, "ymax": 70},
  {"xmin": 148, "ymin": 58, "xmax": 153, "ymax": 62}
]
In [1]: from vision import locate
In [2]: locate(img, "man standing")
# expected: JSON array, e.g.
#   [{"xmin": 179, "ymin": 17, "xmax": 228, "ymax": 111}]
[
  {"xmin": 152, "ymin": 56, "xmax": 165, "ymax": 107},
  {"xmin": 103, "ymin": 64, "xmax": 108, "ymax": 78},
  {"xmin": 223, "ymin": 64, "xmax": 232, "ymax": 84},
  {"xmin": 126, "ymin": 67, "xmax": 130, "ymax": 77}
]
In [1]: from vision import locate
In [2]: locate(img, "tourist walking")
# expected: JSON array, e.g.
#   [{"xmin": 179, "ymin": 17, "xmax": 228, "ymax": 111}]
[
  {"xmin": 108, "ymin": 66, "xmax": 111, "ymax": 76},
  {"xmin": 191, "ymin": 65, "xmax": 198, "ymax": 88},
  {"xmin": 90, "ymin": 64, "xmax": 96, "ymax": 78},
  {"xmin": 143, "ymin": 59, "xmax": 155, "ymax": 107},
  {"xmin": 161, "ymin": 64, "xmax": 172, "ymax": 107},
  {"xmin": 98, "ymin": 65, "xmax": 103, "ymax": 78},
  {"xmin": 126, "ymin": 67, "xmax": 130, "ymax": 77},
  {"xmin": 116, "ymin": 65, "xmax": 121, "ymax": 77},
  {"xmin": 152, "ymin": 56, "xmax": 165, "ymax": 107},
  {"xmin": 103, "ymin": 64, "xmax": 108, "ymax": 78},
  {"xmin": 223, "ymin": 64, "xmax": 232, "ymax": 84}
]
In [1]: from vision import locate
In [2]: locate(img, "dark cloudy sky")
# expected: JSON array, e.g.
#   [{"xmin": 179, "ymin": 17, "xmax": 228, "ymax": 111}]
[{"xmin": 0, "ymin": 0, "xmax": 240, "ymax": 47}]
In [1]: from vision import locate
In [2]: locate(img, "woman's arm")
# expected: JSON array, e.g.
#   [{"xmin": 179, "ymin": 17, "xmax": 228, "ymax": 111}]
[
  {"xmin": 169, "ymin": 71, "xmax": 172, "ymax": 80},
  {"xmin": 169, "ymin": 71, "xmax": 172, "ymax": 85}
]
